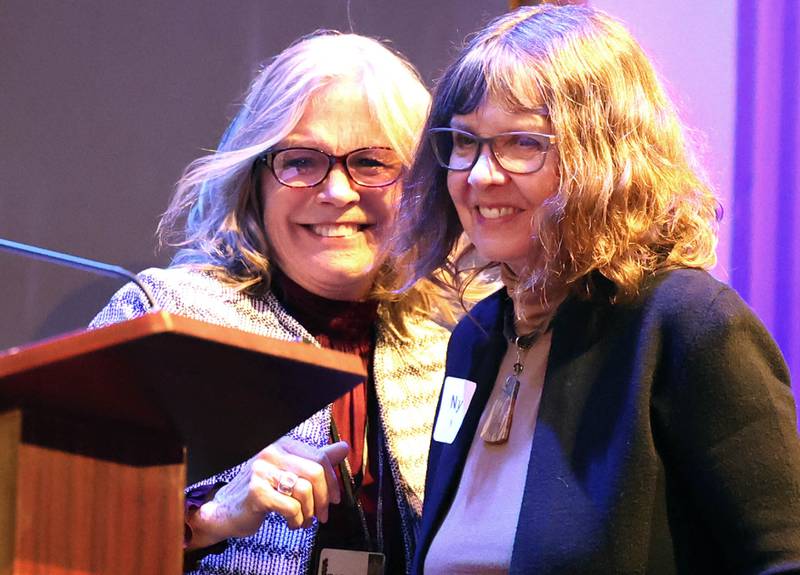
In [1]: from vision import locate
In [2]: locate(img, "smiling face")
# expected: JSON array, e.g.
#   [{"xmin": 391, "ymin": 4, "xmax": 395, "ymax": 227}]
[
  {"xmin": 261, "ymin": 81, "xmax": 398, "ymax": 301},
  {"xmin": 447, "ymin": 97, "xmax": 560, "ymax": 274}
]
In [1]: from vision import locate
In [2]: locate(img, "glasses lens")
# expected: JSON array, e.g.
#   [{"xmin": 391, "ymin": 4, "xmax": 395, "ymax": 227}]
[
  {"xmin": 430, "ymin": 129, "xmax": 480, "ymax": 171},
  {"xmin": 346, "ymin": 148, "xmax": 402, "ymax": 186},
  {"xmin": 272, "ymin": 149, "xmax": 329, "ymax": 187},
  {"xmin": 493, "ymin": 133, "xmax": 548, "ymax": 173}
]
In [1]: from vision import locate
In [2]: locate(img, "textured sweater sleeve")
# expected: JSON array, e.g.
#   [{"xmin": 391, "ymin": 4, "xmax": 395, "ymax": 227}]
[{"xmin": 89, "ymin": 273, "xmax": 156, "ymax": 327}]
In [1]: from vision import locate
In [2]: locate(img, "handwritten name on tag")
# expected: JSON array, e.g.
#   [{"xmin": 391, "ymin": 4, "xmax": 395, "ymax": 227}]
[{"xmin": 432, "ymin": 376, "xmax": 477, "ymax": 444}]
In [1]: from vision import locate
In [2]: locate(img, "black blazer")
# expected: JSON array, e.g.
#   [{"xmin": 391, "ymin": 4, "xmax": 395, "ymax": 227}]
[{"xmin": 413, "ymin": 269, "xmax": 800, "ymax": 574}]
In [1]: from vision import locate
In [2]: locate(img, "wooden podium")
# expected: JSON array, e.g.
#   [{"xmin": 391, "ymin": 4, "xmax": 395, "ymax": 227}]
[{"xmin": 0, "ymin": 312, "xmax": 365, "ymax": 575}]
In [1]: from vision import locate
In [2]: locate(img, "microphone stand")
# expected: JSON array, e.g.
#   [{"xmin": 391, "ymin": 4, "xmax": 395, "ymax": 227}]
[{"xmin": 0, "ymin": 238, "xmax": 158, "ymax": 310}]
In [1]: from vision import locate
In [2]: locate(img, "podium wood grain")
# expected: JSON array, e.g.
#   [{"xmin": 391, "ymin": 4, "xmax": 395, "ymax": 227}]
[{"xmin": 1, "ymin": 410, "xmax": 185, "ymax": 575}]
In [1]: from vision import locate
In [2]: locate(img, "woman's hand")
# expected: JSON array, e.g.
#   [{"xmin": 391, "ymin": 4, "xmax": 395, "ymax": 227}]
[{"xmin": 186, "ymin": 437, "xmax": 349, "ymax": 550}]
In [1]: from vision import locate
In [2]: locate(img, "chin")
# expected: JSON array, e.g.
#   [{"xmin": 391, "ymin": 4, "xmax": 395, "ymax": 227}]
[
  {"xmin": 322, "ymin": 266, "xmax": 370, "ymax": 283},
  {"xmin": 318, "ymin": 265, "xmax": 379, "ymax": 299},
  {"xmin": 472, "ymin": 240, "xmax": 530, "ymax": 269}
]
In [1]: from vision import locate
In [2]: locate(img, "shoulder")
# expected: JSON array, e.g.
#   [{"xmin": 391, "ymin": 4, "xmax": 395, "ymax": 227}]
[
  {"xmin": 92, "ymin": 267, "xmax": 318, "ymax": 343},
  {"xmin": 89, "ymin": 266, "xmax": 178, "ymax": 326},
  {"xmin": 551, "ymin": 269, "xmax": 781, "ymax": 380},
  {"xmin": 636, "ymin": 268, "xmax": 762, "ymax": 349},
  {"xmin": 112, "ymin": 266, "xmax": 242, "ymax": 312},
  {"xmin": 137, "ymin": 267, "xmax": 237, "ymax": 300},
  {"xmin": 90, "ymin": 266, "xmax": 272, "ymax": 328},
  {"xmin": 639, "ymin": 268, "xmax": 727, "ymax": 315},
  {"xmin": 631, "ymin": 268, "xmax": 790, "ymax": 390}
]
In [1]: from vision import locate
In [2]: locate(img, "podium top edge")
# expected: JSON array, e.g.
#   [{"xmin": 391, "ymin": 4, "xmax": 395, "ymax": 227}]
[{"xmin": 0, "ymin": 311, "xmax": 366, "ymax": 380}]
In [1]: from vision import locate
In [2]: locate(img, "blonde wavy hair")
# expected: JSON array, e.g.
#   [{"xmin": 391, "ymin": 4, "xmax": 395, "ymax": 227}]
[
  {"xmin": 159, "ymin": 31, "xmax": 450, "ymax": 335},
  {"xmin": 398, "ymin": 5, "xmax": 721, "ymax": 303}
]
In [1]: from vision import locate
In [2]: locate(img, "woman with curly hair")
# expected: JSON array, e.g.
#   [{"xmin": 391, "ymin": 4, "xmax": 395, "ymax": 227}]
[{"xmin": 397, "ymin": 5, "xmax": 800, "ymax": 574}]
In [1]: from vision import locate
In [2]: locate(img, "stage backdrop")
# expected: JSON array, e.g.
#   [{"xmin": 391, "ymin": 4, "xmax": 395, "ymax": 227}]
[
  {"xmin": 0, "ymin": 0, "xmax": 508, "ymax": 346},
  {"xmin": 596, "ymin": 0, "xmax": 800, "ymax": 407},
  {"xmin": 2, "ymin": 1, "xmax": 797, "ymax": 405}
]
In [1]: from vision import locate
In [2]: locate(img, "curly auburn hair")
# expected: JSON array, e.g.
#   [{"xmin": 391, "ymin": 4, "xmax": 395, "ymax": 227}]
[{"xmin": 397, "ymin": 5, "xmax": 721, "ymax": 303}]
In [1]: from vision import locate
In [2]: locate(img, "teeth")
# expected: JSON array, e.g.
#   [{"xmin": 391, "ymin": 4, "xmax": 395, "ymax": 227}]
[
  {"xmin": 478, "ymin": 206, "xmax": 517, "ymax": 219},
  {"xmin": 310, "ymin": 223, "xmax": 362, "ymax": 237}
]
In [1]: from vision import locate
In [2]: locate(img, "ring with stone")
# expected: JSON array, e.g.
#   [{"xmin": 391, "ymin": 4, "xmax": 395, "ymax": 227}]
[{"xmin": 275, "ymin": 470, "xmax": 298, "ymax": 497}]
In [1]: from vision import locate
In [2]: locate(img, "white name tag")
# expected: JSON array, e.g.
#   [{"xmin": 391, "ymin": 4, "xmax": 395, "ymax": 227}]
[
  {"xmin": 432, "ymin": 376, "xmax": 477, "ymax": 444},
  {"xmin": 317, "ymin": 548, "xmax": 384, "ymax": 575}
]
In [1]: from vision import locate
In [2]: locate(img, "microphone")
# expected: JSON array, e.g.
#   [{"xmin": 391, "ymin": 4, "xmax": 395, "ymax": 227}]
[{"xmin": 0, "ymin": 238, "xmax": 158, "ymax": 310}]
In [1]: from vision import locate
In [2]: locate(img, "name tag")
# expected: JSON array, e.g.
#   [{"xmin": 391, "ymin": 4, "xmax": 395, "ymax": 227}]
[
  {"xmin": 317, "ymin": 548, "xmax": 385, "ymax": 575},
  {"xmin": 432, "ymin": 376, "xmax": 477, "ymax": 444}
]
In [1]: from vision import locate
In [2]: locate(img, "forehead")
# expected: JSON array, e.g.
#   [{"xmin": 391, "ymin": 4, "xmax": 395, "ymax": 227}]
[
  {"xmin": 449, "ymin": 96, "xmax": 552, "ymax": 134},
  {"xmin": 281, "ymin": 80, "xmax": 391, "ymax": 152}
]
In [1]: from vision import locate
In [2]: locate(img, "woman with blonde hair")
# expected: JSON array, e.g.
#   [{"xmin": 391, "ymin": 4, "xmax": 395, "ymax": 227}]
[
  {"xmin": 398, "ymin": 5, "xmax": 800, "ymax": 573},
  {"xmin": 92, "ymin": 31, "xmax": 451, "ymax": 575}
]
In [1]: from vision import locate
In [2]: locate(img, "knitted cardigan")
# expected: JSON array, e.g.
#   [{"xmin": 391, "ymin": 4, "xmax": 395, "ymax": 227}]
[{"xmin": 90, "ymin": 267, "xmax": 450, "ymax": 575}]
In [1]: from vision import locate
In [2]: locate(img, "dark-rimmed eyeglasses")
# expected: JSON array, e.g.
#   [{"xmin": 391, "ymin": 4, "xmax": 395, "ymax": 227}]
[
  {"xmin": 256, "ymin": 147, "xmax": 403, "ymax": 188},
  {"xmin": 428, "ymin": 128, "xmax": 557, "ymax": 174}
]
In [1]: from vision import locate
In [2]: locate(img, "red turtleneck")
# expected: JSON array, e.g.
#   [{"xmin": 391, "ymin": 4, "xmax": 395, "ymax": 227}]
[{"xmin": 273, "ymin": 272, "xmax": 404, "ymax": 571}]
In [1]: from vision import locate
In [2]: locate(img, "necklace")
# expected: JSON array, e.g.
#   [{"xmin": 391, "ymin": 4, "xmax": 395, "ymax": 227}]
[{"xmin": 480, "ymin": 303, "xmax": 546, "ymax": 444}]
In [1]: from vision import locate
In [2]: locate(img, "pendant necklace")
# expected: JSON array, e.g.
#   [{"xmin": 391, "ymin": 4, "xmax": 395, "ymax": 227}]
[{"xmin": 480, "ymin": 302, "xmax": 546, "ymax": 444}]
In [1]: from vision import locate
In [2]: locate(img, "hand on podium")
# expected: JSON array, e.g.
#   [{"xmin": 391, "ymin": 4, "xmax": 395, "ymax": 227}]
[{"xmin": 186, "ymin": 438, "xmax": 350, "ymax": 550}]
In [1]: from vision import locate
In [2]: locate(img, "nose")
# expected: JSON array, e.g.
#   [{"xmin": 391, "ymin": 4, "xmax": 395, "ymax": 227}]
[
  {"xmin": 317, "ymin": 163, "xmax": 360, "ymax": 206},
  {"xmin": 466, "ymin": 145, "xmax": 506, "ymax": 189}
]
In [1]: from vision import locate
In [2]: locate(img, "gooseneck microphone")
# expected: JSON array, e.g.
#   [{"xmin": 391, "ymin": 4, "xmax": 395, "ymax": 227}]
[{"xmin": 0, "ymin": 238, "xmax": 158, "ymax": 310}]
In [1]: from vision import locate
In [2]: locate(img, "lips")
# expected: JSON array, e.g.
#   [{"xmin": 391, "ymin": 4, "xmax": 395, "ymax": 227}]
[{"xmin": 303, "ymin": 223, "xmax": 369, "ymax": 238}]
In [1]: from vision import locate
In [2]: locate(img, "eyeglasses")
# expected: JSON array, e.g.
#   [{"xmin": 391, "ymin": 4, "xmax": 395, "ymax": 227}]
[
  {"xmin": 428, "ymin": 128, "xmax": 557, "ymax": 174},
  {"xmin": 257, "ymin": 147, "xmax": 403, "ymax": 188}
]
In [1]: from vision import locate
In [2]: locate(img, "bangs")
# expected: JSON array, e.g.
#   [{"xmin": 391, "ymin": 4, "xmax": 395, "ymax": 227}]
[
  {"xmin": 482, "ymin": 41, "xmax": 547, "ymax": 113},
  {"xmin": 431, "ymin": 55, "xmax": 487, "ymax": 126},
  {"xmin": 433, "ymin": 39, "xmax": 547, "ymax": 126},
  {"xmin": 449, "ymin": 57, "xmax": 487, "ymax": 117}
]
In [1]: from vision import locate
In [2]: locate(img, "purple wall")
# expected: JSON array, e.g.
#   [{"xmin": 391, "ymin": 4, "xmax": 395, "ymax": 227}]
[
  {"xmin": 595, "ymin": 0, "xmax": 799, "ymax": 406},
  {"xmin": 733, "ymin": 0, "xmax": 800, "ymax": 403},
  {"xmin": 593, "ymin": 0, "xmax": 736, "ymax": 282}
]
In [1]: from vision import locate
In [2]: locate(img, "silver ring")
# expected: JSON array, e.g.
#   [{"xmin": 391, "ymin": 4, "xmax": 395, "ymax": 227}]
[{"xmin": 275, "ymin": 470, "xmax": 298, "ymax": 497}]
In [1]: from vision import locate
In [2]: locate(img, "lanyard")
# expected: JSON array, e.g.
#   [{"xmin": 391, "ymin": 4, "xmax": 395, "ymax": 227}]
[{"xmin": 330, "ymin": 418, "xmax": 385, "ymax": 554}]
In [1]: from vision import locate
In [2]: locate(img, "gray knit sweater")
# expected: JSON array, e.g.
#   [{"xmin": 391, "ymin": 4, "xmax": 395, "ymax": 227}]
[{"xmin": 90, "ymin": 267, "xmax": 449, "ymax": 575}]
